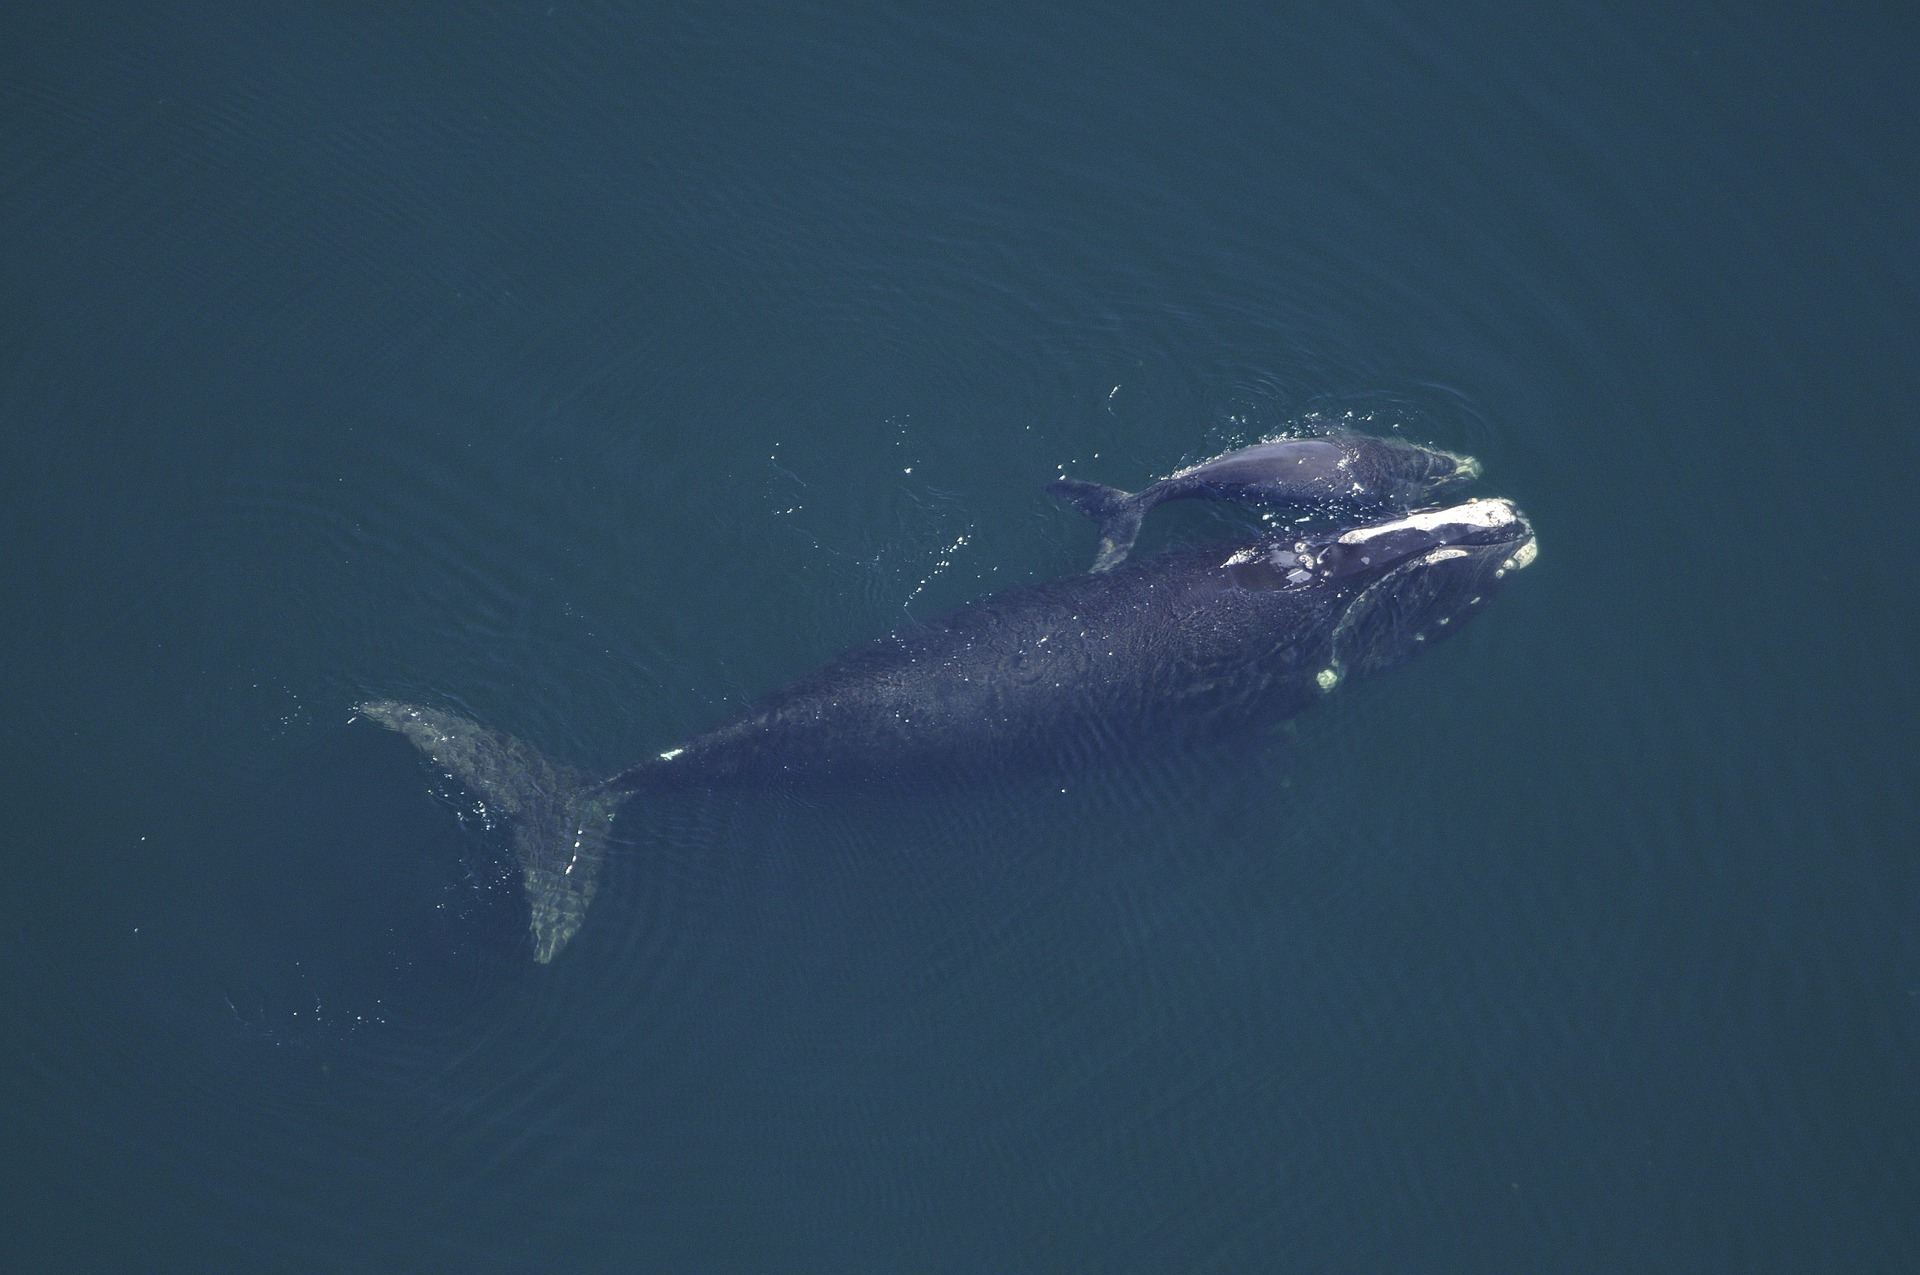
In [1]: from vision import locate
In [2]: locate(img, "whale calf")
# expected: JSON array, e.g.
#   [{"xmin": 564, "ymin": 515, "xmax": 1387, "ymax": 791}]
[
  {"xmin": 1049, "ymin": 433, "xmax": 1481, "ymax": 572},
  {"xmin": 363, "ymin": 496, "xmax": 1535, "ymax": 963}
]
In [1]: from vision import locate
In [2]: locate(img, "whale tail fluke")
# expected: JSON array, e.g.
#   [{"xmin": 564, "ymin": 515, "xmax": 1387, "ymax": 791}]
[
  {"xmin": 358, "ymin": 700, "xmax": 626, "ymax": 963},
  {"xmin": 1046, "ymin": 477, "xmax": 1146, "ymax": 573}
]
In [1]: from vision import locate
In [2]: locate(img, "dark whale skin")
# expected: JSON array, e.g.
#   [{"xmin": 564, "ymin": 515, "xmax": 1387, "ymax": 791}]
[
  {"xmin": 361, "ymin": 497, "xmax": 1535, "ymax": 962},
  {"xmin": 609, "ymin": 540, "xmax": 1337, "ymax": 795}
]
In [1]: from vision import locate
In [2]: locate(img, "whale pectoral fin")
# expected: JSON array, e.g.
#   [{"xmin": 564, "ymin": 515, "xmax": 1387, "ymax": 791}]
[{"xmin": 358, "ymin": 700, "xmax": 625, "ymax": 963}]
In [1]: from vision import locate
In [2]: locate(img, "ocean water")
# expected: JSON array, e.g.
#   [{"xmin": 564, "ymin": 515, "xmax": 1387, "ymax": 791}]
[{"xmin": 3, "ymin": 2, "xmax": 1915, "ymax": 1270}]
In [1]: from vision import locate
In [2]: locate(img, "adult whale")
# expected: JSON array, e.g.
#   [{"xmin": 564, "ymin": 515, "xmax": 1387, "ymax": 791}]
[
  {"xmin": 363, "ymin": 497, "xmax": 1536, "ymax": 962},
  {"xmin": 1049, "ymin": 432, "xmax": 1481, "ymax": 572}
]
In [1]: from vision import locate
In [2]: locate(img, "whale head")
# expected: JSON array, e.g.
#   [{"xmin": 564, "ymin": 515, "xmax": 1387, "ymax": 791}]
[
  {"xmin": 1308, "ymin": 497, "xmax": 1536, "ymax": 680},
  {"xmin": 1335, "ymin": 432, "xmax": 1484, "ymax": 507}
]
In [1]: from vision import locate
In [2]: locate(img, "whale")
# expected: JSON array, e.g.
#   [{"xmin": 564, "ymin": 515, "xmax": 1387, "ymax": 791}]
[
  {"xmin": 1048, "ymin": 433, "xmax": 1482, "ymax": 572},
  {"xmin": 362, "ymin": 496, "xmax": 1536, "ymax": 963}
]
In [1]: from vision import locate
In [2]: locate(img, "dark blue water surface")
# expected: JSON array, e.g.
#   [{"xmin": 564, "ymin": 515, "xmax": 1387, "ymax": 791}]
[{"xmin": 4, "ymin": 3, "xmax": 1916, "ymax": 1270}]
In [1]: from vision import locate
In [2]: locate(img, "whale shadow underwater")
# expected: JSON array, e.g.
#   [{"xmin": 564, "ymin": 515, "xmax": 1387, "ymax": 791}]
[{"xmin": 363, "ymin": 466, "xmax": 1537, "ymax": 964}]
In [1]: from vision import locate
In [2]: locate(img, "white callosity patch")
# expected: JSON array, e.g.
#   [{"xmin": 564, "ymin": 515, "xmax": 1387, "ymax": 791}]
[
  {"xmin": 1494, "ymin": 538, "xmax": 1539, "ymax": 579},
  {"xmin": 1222, "ymin": 543, "xmax": 1316, "ymax": 588},
  {"xmin": 1335, "ymin": 497, "xmax": 1520, "ymax": 545}
]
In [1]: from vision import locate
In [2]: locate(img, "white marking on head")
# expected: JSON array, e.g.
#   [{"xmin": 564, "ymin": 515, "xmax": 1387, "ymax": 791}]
[{"xmin": 1336, "ymin": 498, "xmax": 1519, "ymax": 545}]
